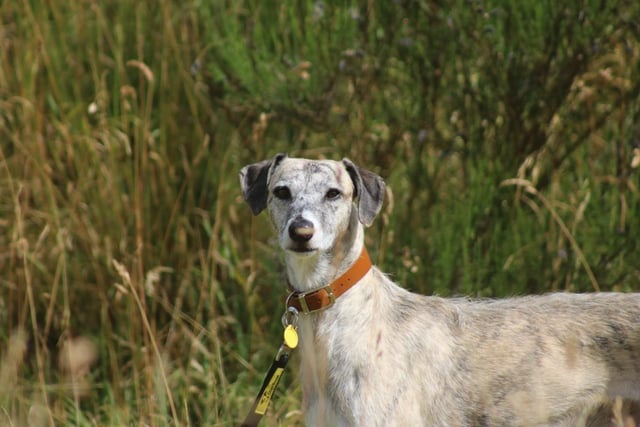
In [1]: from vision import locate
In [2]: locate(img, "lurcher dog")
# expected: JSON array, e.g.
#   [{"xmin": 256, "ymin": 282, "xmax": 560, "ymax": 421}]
[{"xmin": 240, "ymin": 153, "xmax": 640, "ymax": 426}]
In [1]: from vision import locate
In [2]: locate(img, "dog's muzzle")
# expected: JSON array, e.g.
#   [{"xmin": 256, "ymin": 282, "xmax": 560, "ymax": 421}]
[{"xmin": 288, "ymin": 217, "xmax": 314, "ymax": 244}]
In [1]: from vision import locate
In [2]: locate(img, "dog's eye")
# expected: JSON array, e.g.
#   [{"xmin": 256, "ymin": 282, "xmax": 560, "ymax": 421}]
[
  {"xmin": 325, "ymin": 188, "xmax": 342, "ymax": 200},
  {"xmin": 273, "ymin": 186, "xmax": 292, "ymax": 200}
]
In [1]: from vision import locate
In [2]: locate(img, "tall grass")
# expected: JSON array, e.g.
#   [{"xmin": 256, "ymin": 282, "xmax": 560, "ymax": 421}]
[{"xmin": 1, "ymin": 0, "xmax": 639, "ymax": 425}]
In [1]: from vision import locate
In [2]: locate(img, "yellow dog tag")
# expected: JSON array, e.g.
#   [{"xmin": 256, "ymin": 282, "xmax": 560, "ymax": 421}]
[{"xmin": 283, "ymin": 325, "xmax": 299, "ymax": 349}]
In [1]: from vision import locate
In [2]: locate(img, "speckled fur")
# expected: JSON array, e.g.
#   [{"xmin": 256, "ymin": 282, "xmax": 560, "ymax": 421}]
[{"xmin": 240, "ymin": 154, "xmax": 640, "ymax": 427}]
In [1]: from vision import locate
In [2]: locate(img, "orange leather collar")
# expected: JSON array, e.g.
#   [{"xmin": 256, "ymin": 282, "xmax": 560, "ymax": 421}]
[{"xmin": 286, "ymin": 247, "xmax": 372, "ymax": 314}]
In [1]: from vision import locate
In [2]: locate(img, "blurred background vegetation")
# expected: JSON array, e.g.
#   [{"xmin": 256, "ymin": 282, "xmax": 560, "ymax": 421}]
[{"xmin": 1, "ymin": 0, "xmax": 639, "ymax": 425}]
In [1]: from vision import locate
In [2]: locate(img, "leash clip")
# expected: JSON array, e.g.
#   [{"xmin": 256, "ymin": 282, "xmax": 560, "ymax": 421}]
[{"xmin": 281, "ymin": 306, "xmax": 299, "ymax": 328}]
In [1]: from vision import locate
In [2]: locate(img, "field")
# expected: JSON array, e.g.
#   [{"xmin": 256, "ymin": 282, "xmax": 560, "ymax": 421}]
[{"xmin": 1, "ymin": 1, "xmax": 639, "ymax": 425}]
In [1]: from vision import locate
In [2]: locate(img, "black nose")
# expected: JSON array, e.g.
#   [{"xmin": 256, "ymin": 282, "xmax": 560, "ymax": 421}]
[{"xmin": 289, "ymin": 217, "xmax": 314, "ymax": 243}]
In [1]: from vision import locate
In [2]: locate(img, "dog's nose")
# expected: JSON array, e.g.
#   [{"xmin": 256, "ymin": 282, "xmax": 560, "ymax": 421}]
[{"xmin": 289, "ymin": 218, "xmax": 314, "ymax": 243}]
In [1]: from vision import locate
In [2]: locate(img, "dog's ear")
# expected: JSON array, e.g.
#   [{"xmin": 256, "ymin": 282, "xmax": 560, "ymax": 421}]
[
  {"xmin": 343, "ymin": 158, "xmax": 385, "ymax": 227},
  {"xmin": 239, "ymin": 153, "xmax": 287, "ymax": 215}
]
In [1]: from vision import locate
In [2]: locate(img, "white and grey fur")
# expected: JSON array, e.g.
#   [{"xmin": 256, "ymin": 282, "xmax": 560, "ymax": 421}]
[{"xmin": 240, "ymin": 154, "xmax": 640, "ymax": 427}]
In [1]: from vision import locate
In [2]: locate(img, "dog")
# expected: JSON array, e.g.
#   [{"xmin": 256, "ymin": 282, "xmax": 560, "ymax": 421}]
[{"xmin": 240, "ymin": 153, "xmax": 640, "ymax": 426}]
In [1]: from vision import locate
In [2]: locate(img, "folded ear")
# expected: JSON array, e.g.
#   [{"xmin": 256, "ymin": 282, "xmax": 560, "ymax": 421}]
[
  {"xmin": 343, "ymin": 158, "xmax": 385, "ymax": 227},
  {"xmin": 239, "ymin": 153, "xmax": 287, "ymax": 215}
]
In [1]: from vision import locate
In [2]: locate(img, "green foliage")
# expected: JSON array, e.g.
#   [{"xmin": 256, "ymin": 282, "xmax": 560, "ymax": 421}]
[{"xmin": 1, "ymin": 0, "xmax": 639, "ymax": 425}]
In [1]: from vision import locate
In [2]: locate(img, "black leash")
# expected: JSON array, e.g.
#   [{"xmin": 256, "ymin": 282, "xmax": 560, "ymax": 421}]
[
  {"xmin": 240, "ymin": 345, "xmax": 291, "ymax": 427},
  {"xmin": 240, "ymin": 308, "xmax": 299, "ymax": 427}
]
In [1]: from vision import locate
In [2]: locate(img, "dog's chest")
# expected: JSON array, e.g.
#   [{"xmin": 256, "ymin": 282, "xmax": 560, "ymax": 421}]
[{"xmin": 297, "ymin": 283, "xmax": 464, "ymax": 426}]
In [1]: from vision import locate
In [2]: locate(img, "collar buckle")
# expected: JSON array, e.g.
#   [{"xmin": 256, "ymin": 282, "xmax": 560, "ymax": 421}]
[
  {"xmin": 297, "ymin": 292, "xmax": 310, "ymax": 314},
  {"xmin": 290, "ymin": 285, "xmax": 336, "ymax": 314}
]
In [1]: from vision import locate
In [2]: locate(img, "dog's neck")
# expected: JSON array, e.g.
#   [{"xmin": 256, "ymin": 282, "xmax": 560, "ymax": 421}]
[{"xmin": 284, "ymin": 212, "xmax": 364, "ymax": 294}]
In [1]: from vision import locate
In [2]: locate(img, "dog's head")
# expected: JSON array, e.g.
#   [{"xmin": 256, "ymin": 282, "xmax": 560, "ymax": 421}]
[{"xmin": 240, "ymin": 154, "xmax": 385, "ymax": 254}]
